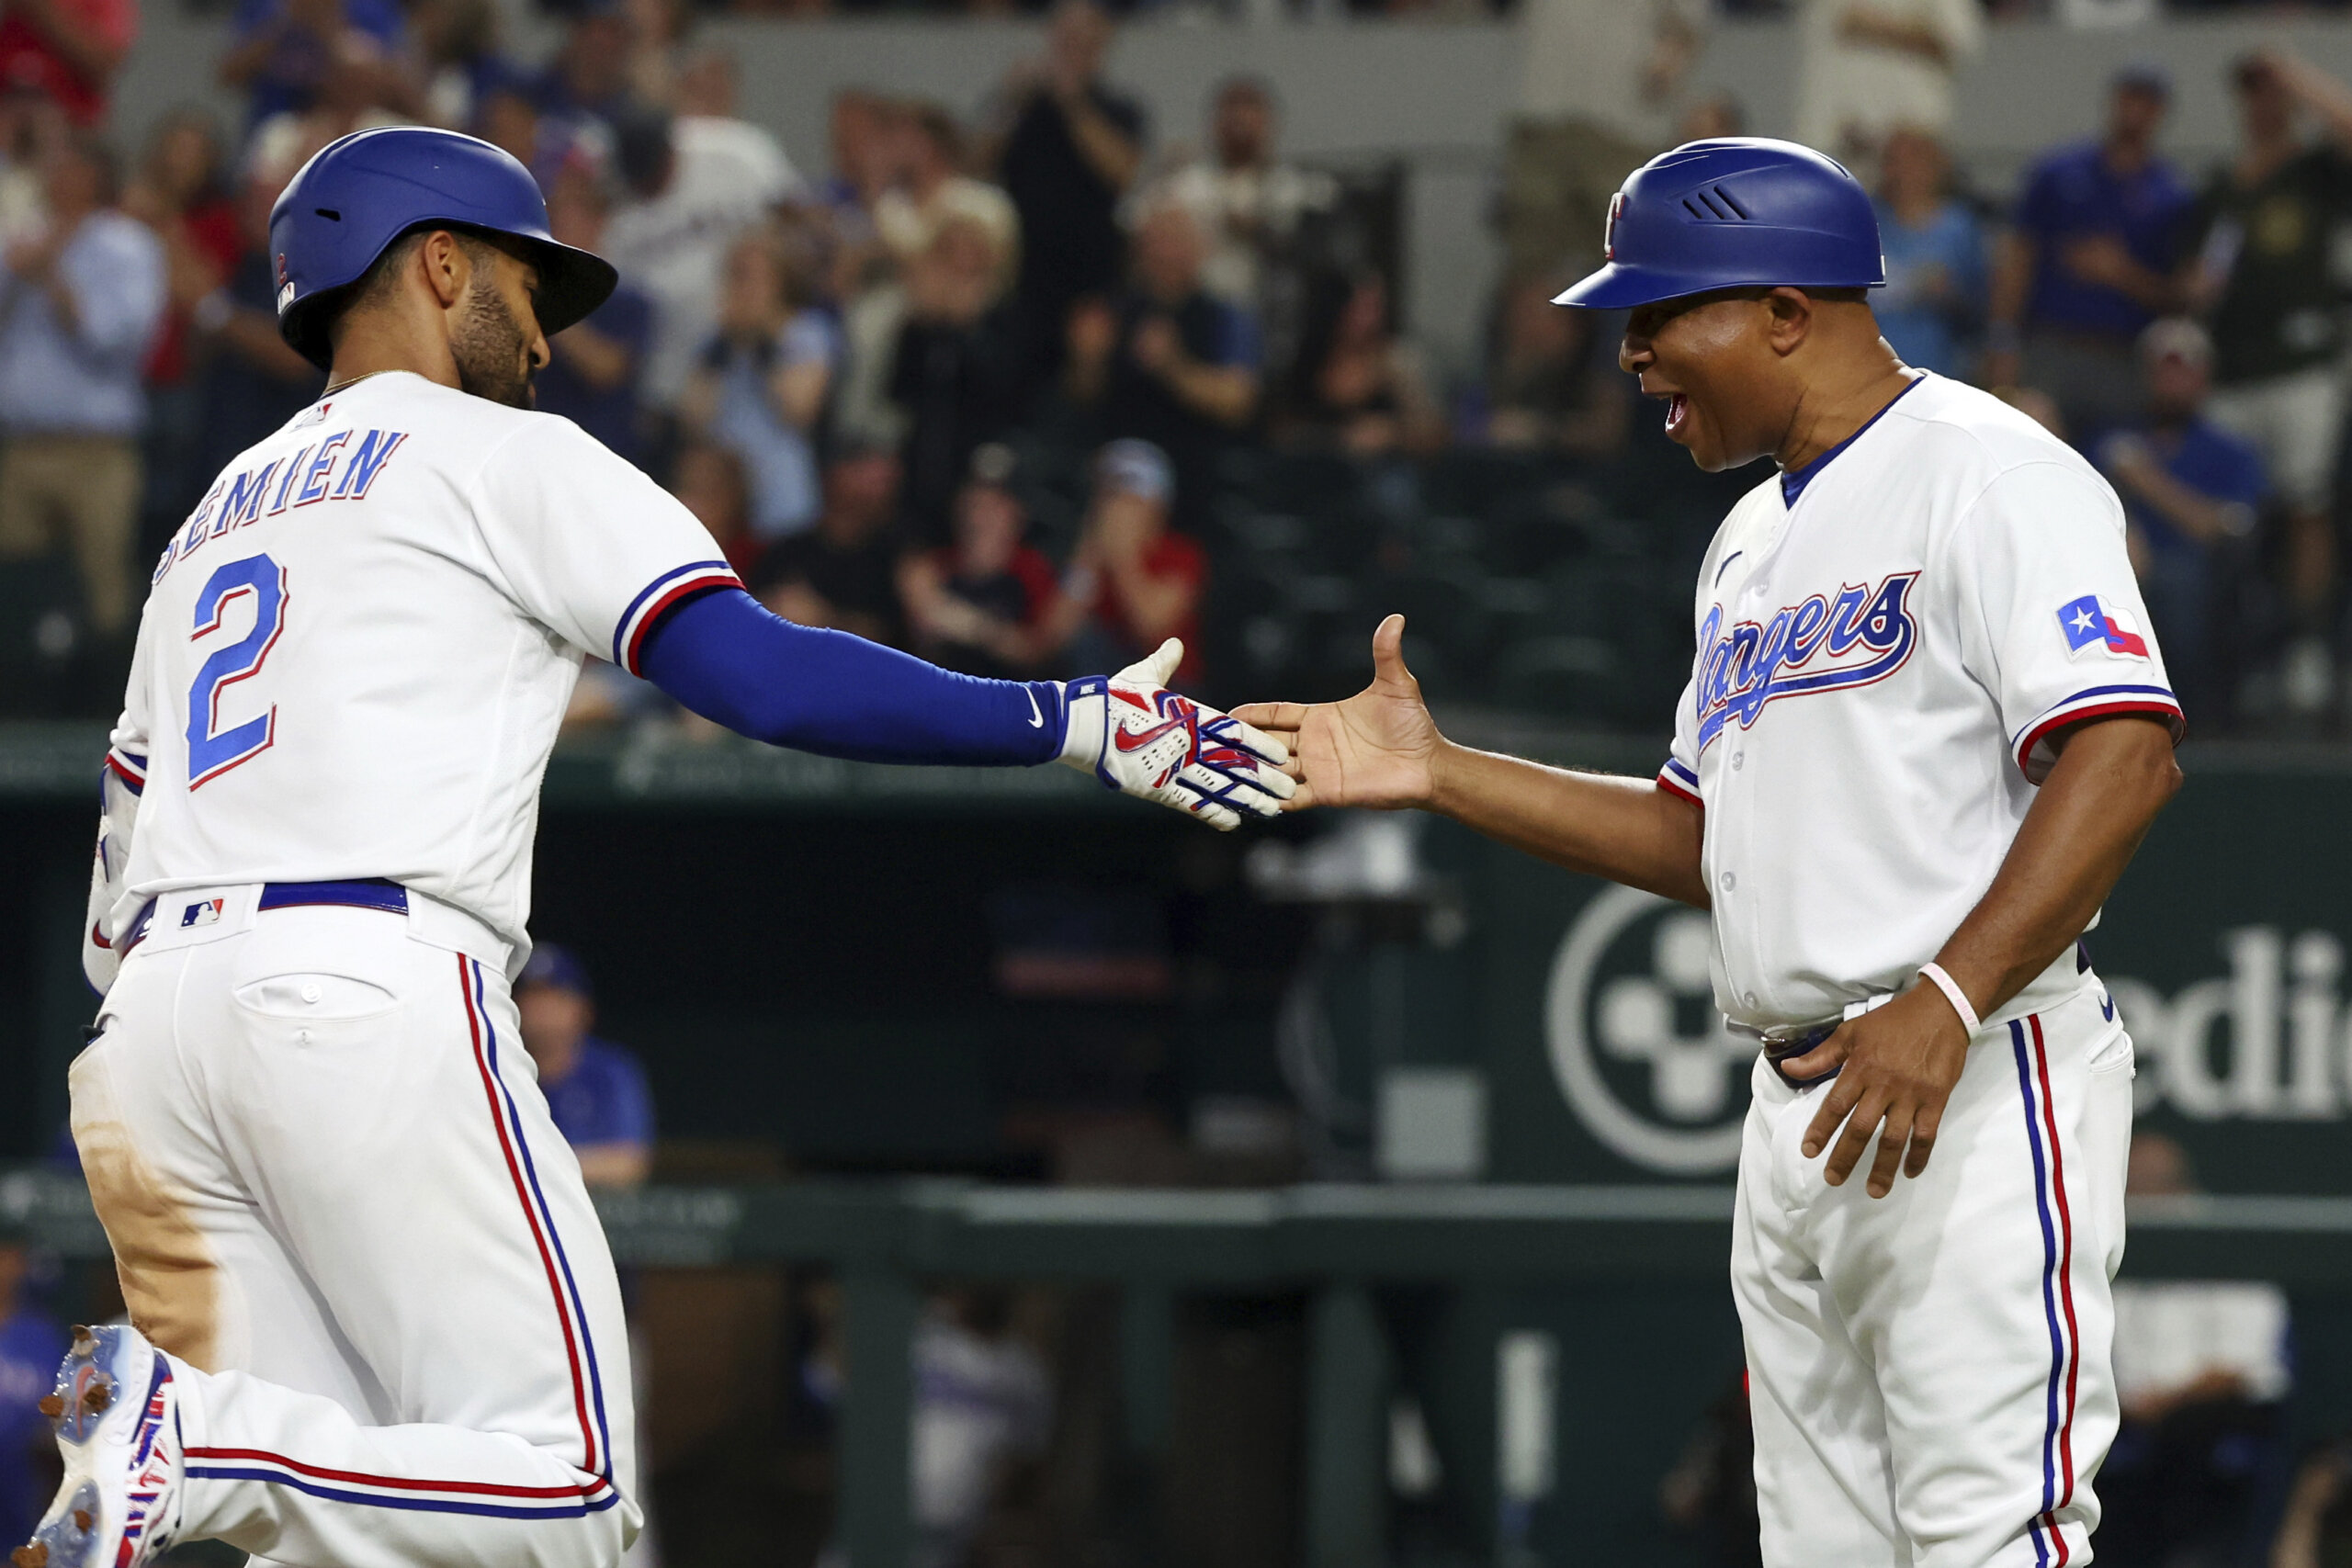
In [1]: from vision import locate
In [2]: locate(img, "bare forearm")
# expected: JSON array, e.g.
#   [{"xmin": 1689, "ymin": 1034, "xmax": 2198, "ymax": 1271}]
[
  {"xmin": 1108, "ymin": 576, "xmax": 1193, "ymax": 644},
  {"xmin": 2110, "ymin": 260, "xmax": 2184, "ymax": 314},
  {"xmin": 218, "ymin": 26, "xmax": 283, "ymax": 85},
  {"xmin": 2279, "ymin": 57, "xmax": 2352, "ymax": 147},
  {"xmin": 1062, "ymin": 98, "xmax": 1140, "ymax": 191},
  {"xmin": 2131, "ymin": 469, "xmax": 2241, "ymax": 543},
  {"xmin": 1430, "ymin": 742, "xmax": 1709, "ymax": 905},
  {"xmin": 773, "ymin": 360, "xmax": 831, "ymax": 429},
  {"xmin": 1987, "ymin": 232, "xmax": 2033, "ymax": 330},
  {"xmin": 556, "ymin": 325, "xmax": 633, "ymax": 389},
  {"xmin": 1163, "ymin": 359, "xmax": 1255, "ymax": 425},
  {"xmin": 217, "ymin": 310, "xmax": 317, "ymax": 382},
  {"xmin": 1930, "ymin": 717, "xmax": 2179, "ymax": 1018},
  {"xmin": 1844, "ymin": 8, "xmax": 1950, "ymax": 66}
]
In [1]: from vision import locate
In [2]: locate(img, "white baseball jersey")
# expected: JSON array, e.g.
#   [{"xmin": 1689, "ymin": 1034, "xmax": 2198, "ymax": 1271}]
[
  {"xmin": 1656, "ymin": 373, "xmax": 2182, "ymax": 1032},
  {"xmin": 99, "ymin": 369, "xmax": 741, "ymax": 957},
  {"xmin": 1673, "ymin": 373, "xmax": 2177, "ymax": 1566}
]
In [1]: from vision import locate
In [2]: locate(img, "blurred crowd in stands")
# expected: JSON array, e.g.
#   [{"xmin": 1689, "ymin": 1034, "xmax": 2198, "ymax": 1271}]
[{"xmin": 11, "ymin": 0, "xmax": 2352, "ymax": 739}]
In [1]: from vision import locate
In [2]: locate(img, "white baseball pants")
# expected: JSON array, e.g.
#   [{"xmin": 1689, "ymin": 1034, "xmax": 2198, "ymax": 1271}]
[
  {"xmin": 71, "ymin": 889, "xmax": 639, "ymax": 1568},
  {"xmin": 1734, "ymin": 977, "xmax": 2132, "ymax": 1568}
]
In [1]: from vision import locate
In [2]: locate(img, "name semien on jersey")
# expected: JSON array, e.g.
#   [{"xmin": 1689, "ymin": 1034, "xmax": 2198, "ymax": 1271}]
[
  {"xmin": 153, "ymin": 425, "xmax": 411, "ymax": 586},
  {"xmin": 1693, "ymin": 570, "xmax": 1918, "ymax": 750}
]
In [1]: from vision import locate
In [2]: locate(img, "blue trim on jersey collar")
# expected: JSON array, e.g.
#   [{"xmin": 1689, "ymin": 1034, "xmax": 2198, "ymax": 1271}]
[{"xmin": 1780, "ymin": 374, "xmax": 1928, "ymax": 508}]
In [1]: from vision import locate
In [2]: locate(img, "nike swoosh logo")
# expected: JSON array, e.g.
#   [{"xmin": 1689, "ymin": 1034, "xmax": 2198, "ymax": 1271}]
[
  {"xmin": 2100, "ymin": 992, "xmax": 2115, "ymax": 1022},
  {"xmin": 1115, "ymin": 716, "xmax": 1187, "ymax": 752},
  {"xmin": 1026, "ymin": 689, "xmax": 1044, "ymax": 728}
]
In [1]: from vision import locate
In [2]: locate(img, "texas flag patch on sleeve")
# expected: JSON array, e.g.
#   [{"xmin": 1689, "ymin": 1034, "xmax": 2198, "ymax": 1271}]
[{"xmin": 2056, "ymin": 593, "xmax": 2149, "ymax": 659}]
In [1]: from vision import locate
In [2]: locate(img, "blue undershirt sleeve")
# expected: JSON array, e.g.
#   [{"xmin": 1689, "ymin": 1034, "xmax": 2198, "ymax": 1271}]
[{"xmin": 636, "ymin": 587, "xmax": 1068, "ymax": 767}]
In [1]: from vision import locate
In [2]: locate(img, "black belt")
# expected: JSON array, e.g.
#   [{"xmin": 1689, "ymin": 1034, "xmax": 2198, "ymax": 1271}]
[
  {"xmin": 1764, "ymin": 1025, "xmax": 1842, "ymax": 1090},
  {"xmin": 120, "ymin": 878, "xmax": 408, "ymax": 957}
]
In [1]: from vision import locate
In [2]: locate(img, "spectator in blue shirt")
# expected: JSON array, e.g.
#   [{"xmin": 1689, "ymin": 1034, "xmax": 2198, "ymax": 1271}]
[
  {"xmin": 515, "ymin": 944, "xmax": 655, "ymax": 1190},
  {"xmin": 1871, "ymin": 127, "xmax": 1986, "ymax": 379},
  {"xmin": 0, "ymin": 1220, "xmax": 63, "ymax": 1551},
  {"xmin": 2097, "ymin": 319, "xmax": 2265, "ymax": 728},
  {"xmin": 535, "ymin": 168, "xmax": 654, "ymax": 471},
  {"xmin": 1987, "ymin": 67, "xmax": 2194, "ymax": 439},
  {"xmin": 0, "ymin": 133, "xmax": 163, "ymax": 641},
  {"xmin": 682, "ymin": 226, "xmax": 842, "ymax": 545}
]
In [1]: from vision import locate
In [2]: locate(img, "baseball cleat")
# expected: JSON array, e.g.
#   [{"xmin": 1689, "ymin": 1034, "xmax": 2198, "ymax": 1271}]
[{"xmin": 13, "ymin": 1325, "xmax": 184, "ymax": 1568}]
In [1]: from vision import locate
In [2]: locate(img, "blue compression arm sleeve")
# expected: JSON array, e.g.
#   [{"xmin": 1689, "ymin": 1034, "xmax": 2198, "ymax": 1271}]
[{"xmin": 637, "ymin": 588, "xmax": 1068, "ymax": 766}]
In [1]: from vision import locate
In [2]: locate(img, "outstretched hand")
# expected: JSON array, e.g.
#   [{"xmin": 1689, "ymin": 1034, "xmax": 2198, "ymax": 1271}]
[{"xmin": 1233, "ymin": 615, "xmax": 1445, "ymax": 811}]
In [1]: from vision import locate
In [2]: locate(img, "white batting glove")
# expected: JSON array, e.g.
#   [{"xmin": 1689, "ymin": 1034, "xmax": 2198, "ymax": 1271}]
[{"xmin": 1058, "ymin": 638, "xmax": 1294, "ymax": 830}]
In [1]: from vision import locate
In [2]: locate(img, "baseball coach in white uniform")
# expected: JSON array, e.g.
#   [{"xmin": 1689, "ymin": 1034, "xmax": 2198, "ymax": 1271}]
[{"xmin": 1239, "ymin": 139, "xmax": 2185, "ymax": 1566}]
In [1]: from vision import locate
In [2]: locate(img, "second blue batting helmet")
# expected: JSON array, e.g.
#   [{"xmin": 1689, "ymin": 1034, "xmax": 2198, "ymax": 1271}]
[
  {"xmin": 1553, "ymin": 138, "xmax": 1883, "ymax": 311},
  {"xmin": 268, "ymin": 127, "xmax": 619, "ymax": 370}
]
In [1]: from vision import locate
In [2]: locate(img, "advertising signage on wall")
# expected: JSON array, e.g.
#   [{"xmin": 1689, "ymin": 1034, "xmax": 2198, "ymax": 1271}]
[{"xmin": 1472, "ymin": 765, "xmax": 2352, "ymax": 1194}]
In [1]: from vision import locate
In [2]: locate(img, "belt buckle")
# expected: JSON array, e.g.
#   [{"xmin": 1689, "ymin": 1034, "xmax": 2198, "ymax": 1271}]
[{"xmin": 1762, "ymin": 1022, "xmax": 1842, "ymax": 1090}]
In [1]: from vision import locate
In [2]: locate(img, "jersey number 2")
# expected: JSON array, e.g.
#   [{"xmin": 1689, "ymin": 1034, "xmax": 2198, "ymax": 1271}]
[{"xmin": 187, "ymin": 554, "xmax": 288, "ymax": 788}]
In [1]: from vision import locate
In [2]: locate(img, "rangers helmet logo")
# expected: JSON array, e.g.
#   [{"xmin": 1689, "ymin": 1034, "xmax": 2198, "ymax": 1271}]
[{"xmin": 1604, "ymin": 191, "xmax": 1625, "ymax": 261}]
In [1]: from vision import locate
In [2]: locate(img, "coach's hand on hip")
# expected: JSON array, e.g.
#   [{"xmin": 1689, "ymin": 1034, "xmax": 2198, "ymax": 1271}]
[{"xmin": 1785, "ymin": 986, "xmax": 1973, "ymax": 1199}]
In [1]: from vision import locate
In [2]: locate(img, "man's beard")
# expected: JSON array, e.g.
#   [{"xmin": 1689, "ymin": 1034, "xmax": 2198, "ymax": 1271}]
[{"xmin": 452, "ymin": 283, "xmax": 537, "ymax": 409}]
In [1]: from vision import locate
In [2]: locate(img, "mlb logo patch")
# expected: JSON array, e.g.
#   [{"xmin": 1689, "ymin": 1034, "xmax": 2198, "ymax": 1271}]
[
  {"xmin": 179, "ymin": 897, "xmax": 224, "ymax": 930},
  {"xmin": 2057, "ymin": 594, "xmax": 2148, "ymax": 659},
  {"xmin": 1603, "ymin": 191, "xmax": 1625, "ymax": 261}
]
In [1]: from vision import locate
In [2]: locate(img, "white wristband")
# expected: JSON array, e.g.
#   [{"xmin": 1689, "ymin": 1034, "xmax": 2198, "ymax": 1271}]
[{"xmin": 1917, "ymin": 963, "xmax": 1980, "ymax": 1034}]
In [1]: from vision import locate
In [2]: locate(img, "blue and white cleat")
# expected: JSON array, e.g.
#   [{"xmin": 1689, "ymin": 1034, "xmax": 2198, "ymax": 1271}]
[{"xmin": 12, "ymin": 1325, "xmax": 184, "ymax": 1568}]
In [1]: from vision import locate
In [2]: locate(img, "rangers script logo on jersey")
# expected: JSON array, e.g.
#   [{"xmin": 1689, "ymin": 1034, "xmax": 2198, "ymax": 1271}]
[{"xmin": 1692, "ymin": 571, "xmax": 1919, "ymax": 750}]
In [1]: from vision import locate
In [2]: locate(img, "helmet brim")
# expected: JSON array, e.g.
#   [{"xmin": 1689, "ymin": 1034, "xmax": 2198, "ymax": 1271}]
[
  {"xmin": 1552, "ymin": 261, "xmax": 1883, "ymax": 310},
  {"xmin": 516, "ymin": 233, "xmax": 620, "ymax": 341}
]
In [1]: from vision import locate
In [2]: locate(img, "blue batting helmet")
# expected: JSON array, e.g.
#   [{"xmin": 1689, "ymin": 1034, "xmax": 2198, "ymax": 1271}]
[
  {"xmin": 1553, "ymin": 138, "xmax": 1883, "ymax": 311},
  {"xmin": 268, "ymin": 127, "xmax": 618, "ymax": 370}
]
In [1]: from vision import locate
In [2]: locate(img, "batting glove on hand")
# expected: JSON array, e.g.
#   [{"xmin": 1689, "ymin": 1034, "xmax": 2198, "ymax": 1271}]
[{"xmin": 1059, "ymin": 638, "xmax": 1294, "ymax": 830}]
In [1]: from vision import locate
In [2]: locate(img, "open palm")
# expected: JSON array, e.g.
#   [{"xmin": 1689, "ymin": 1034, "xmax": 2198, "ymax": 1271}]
[{"xmin": 1233, "ymin": 615, "xmax": 1442, "ymax": 811}]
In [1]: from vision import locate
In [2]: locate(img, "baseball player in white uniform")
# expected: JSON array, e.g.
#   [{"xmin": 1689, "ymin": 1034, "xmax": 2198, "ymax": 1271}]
[
  {"xmin": 1240, "ymin": 140, "xmax": 2185, "ymax": 1564},
  {"xmin": 17, "ymin": 128, "xmax": 1287, "ymax": 1568}
]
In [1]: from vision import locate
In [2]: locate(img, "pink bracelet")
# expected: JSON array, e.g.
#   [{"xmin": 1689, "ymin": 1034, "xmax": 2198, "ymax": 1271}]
[{"xmin": 1917, "ymin": 962, "xmax": 1981, "ymax": 1034}]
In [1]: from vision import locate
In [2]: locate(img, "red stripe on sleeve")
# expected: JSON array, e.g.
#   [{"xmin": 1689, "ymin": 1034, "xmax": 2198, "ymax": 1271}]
[{"xmin": 2013, "ymin": 701, "xmax": 2185, "ymax": 778}]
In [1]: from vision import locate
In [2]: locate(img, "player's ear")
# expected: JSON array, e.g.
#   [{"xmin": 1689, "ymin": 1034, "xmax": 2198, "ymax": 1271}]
[
  {"xmin": 1764, "ymin": 288, "xmax": 1813, "ymax": 356},
  {"xmin": 417, "ymin": 229, "xmax": 469, "ymax": 311}
]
